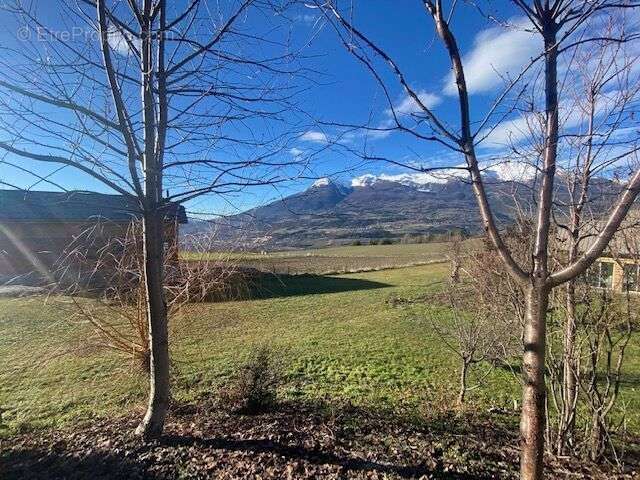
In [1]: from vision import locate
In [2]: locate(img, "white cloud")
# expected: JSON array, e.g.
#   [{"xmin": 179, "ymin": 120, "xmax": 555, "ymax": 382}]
[
  {"xmin": 300, "ymin": 130, "xmax": 329, "ymax": 144},
  {"xmin": 289, "ymin": 147, "xmax": 304, "ymax": 157},
  {"xmin": 444, "ymin": 18, "xmax": 540, "ymax": 96},
  {"xmin": 480, "ymin": 89, "xmax": 631, "ymax": 150},
  {"xmin": 343, "ymin": 127, "xmax": 392, "ymax": 142},
  {"xmin": 480, "ymin": 114, "xmax": 537, "ymax": 149},
  {"xmin": 107, "ymin": 27, "xmax": 140, "ymax": 56},
  {"xmin": 348, "ymin": 90, "xmax": 439, "ymax": 142},
  {"xmin": 294, "ymin": 14, "xmax": 320, "ymax": 25},
  {"xmin": 387, "ymin": 90, "xmax": 441, "ymax": 117}
]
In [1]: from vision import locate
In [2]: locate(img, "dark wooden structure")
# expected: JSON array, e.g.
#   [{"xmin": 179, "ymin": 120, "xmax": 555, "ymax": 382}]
[{"xmin": 0, "ymin": 190, "xmax": 187, "ymax": 282}]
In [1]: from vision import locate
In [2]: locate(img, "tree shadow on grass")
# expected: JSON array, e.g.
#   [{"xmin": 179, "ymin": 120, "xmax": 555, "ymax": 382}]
[
  {"xmin": 1, "ymin": 448, "xmax": 156, "ymax": 480},
  {"xmin": 247, "ymin": 272, "xmax": 390, "ymax": 300},
  {"xmin": 7, "ymin": 397, "xmax": 630, "ymax": 480},
  {"xmin": 159, "ymin": 434, "xmax": 472, "ymax": 479},
  {"xmin": 1, "ymin": 439, "xmax": 476, "ymax": 480},
  {"xmin": 1, "ymin": 400, "xmax": 511, "ymax": 480},
  {"xmin": 601, "ymin": 371, "xmax": 640, "ymax": 387}
]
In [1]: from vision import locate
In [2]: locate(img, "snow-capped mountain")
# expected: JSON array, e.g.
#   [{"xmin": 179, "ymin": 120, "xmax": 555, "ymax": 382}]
[
  {"xmin": 351, "ymin": 160, "xmax": 536, "ymax": 189},
  {"xmin": 311, "ymin": 177, "xmax": 332, "ymax": 187},
  {"xmin": 310, "ymin": 177, "xmax": 352, "ymax": 196},
  {"xmin": 186, "ymin": 167, "xmax": 619, "ymax": 250},
  {"xmin": 192, "ymin": 175, "xmax": 519, "ymax": 249}
]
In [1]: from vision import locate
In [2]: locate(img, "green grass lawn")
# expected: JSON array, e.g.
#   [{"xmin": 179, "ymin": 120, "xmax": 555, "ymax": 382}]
[{"xmin": 1, "ymin": 260, "xmax": 639, "ymax": 438}]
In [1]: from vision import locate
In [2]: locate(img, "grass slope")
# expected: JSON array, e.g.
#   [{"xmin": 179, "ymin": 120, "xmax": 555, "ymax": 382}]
[{"xmin": 1, "ymin": 260, "xmax": 639, "ymax": 439}]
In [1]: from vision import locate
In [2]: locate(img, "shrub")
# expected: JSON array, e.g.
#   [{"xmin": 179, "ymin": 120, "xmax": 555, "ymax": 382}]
[
  {"xmin": 380, "ymin": 238, "xmax": 393, "ymax": 245},
  {"xmin": 55, "ymin": 224, "xmax": 245, "ymax": 373},
  {"xmin": 222, "ymin": 345, "xmax": 284, "ymax": 414},
  {"xmin": 352, "ymin": 240, "xmax": 362, "ymax": 246}
]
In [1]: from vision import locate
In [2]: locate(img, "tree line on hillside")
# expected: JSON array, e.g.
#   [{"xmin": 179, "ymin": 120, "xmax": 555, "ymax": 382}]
[{"xmin": 352, "ymin": 229, "xmax": 470, "ymax": 246}]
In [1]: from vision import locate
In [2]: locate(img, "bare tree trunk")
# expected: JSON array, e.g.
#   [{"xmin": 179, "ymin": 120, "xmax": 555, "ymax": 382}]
[
  {"xmin": 558, "ymin": 277, "xmax": 578, "ymax": 454},
  {"xmin": 457, "ymin": 359, "xmax": 469, "ymax": 406},
  {"xmin": 521, "ymin": 284, "xmax": 549, "ymax": 480},
  {"xmin": 589, "ymin": 410, "xmax": 604, "ymax": 462},
  {"xmin": 136, "ymin": 210, "xmax": 170, "ymax": 439},
  {"xmin": 136, "ymin": 0, "xmax": 169, "ymax": 440},
  {"xmin": 554, "ymin": 220, "xmax": 580, "ymax": 457},
  {"xmin": 557, "ymin": 78, "xmax": 599, "ymax": 455},
  {"xmin": 520, "ymin": 15, "xmax": 559, "ymax": 478}
]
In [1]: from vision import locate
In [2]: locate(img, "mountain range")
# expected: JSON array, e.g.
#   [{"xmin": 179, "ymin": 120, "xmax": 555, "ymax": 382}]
[
  {"xmin": 181, "ymin": 167, "xmax": 623, "ymax": 250},
  {"xmin": 183, "ymin": 170, "xmax": 535, "ymax": 250}
]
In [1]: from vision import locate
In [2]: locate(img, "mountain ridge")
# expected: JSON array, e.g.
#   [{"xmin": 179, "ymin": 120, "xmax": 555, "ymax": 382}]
[
  {"xmin": 181, "ymin": 171, "xmax": 623, "ymax": 250},
  {"xmin": 183, "ymin": 174, "xmax": 531, "ymax": 249}
]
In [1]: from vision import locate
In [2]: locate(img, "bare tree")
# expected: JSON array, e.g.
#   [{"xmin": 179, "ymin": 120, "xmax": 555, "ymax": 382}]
[
  {"xmin": 581, "ymin": 290, "xmax": 634, "ymax": 463},
  {"xmin": 547, "ymin": 281, "xmax": 635, "ymax": 464},
  {"xmin": 312, "ymin": 1, "xmax": 640, "ymax": 478},
  {"xmin": 542, "ymin": 21, "xmax": 640, "ymax": 455},
  {"xmin": 467, "ymin": 220, "xmax": 534, "ymax": 335},
  {"xmin": 0, "ymin": 0, "xmax": 306, "ymax": 439},
  {"xmin": 430, "ymin": 288, "xmax": 498, "ymax": 406},
  {"xmin": 54, "ymin": 221, "xmax": 247, "ymax": 372},
  {"xmin": 549, "ymin": 220, "xmax": 639, "ymax": 463},
  {"xmin": 431, "ymin": 243, "xmax": 520, "ymax": 406}
]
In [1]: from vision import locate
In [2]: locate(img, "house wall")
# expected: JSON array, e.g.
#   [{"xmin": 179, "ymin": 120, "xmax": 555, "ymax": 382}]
[
  {"xmin": 593, "ymin": 256, "xmax": 639, "ymax": 293},
  {"xmin": 0, "ymin": 220, "xmax": 180, "ymax": 282}
]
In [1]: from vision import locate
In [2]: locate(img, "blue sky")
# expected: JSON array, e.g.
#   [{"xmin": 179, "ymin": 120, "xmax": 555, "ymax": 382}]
[
  {"xmin": 286, "ymin": 3, "xmax": 538, "ymax": 180},
  {"xmin": 0, "ymin": 1, "xmax": 637, "ymax": 217}
]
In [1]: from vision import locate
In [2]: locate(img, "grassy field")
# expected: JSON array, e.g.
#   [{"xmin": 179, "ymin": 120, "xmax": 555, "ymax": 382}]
[
  {"xmin": 181, "ymin": 241, "xmax": 463, "ymax": 275},
  {"xmin": 1, "ymin": 253, "xmax": 639, "ymax": 440}
]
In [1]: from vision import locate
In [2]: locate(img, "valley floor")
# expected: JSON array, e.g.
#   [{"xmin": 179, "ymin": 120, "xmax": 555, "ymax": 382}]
[{"xmin": 181, "ymin": 241, "xmax": 462, "ymax": 274}]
